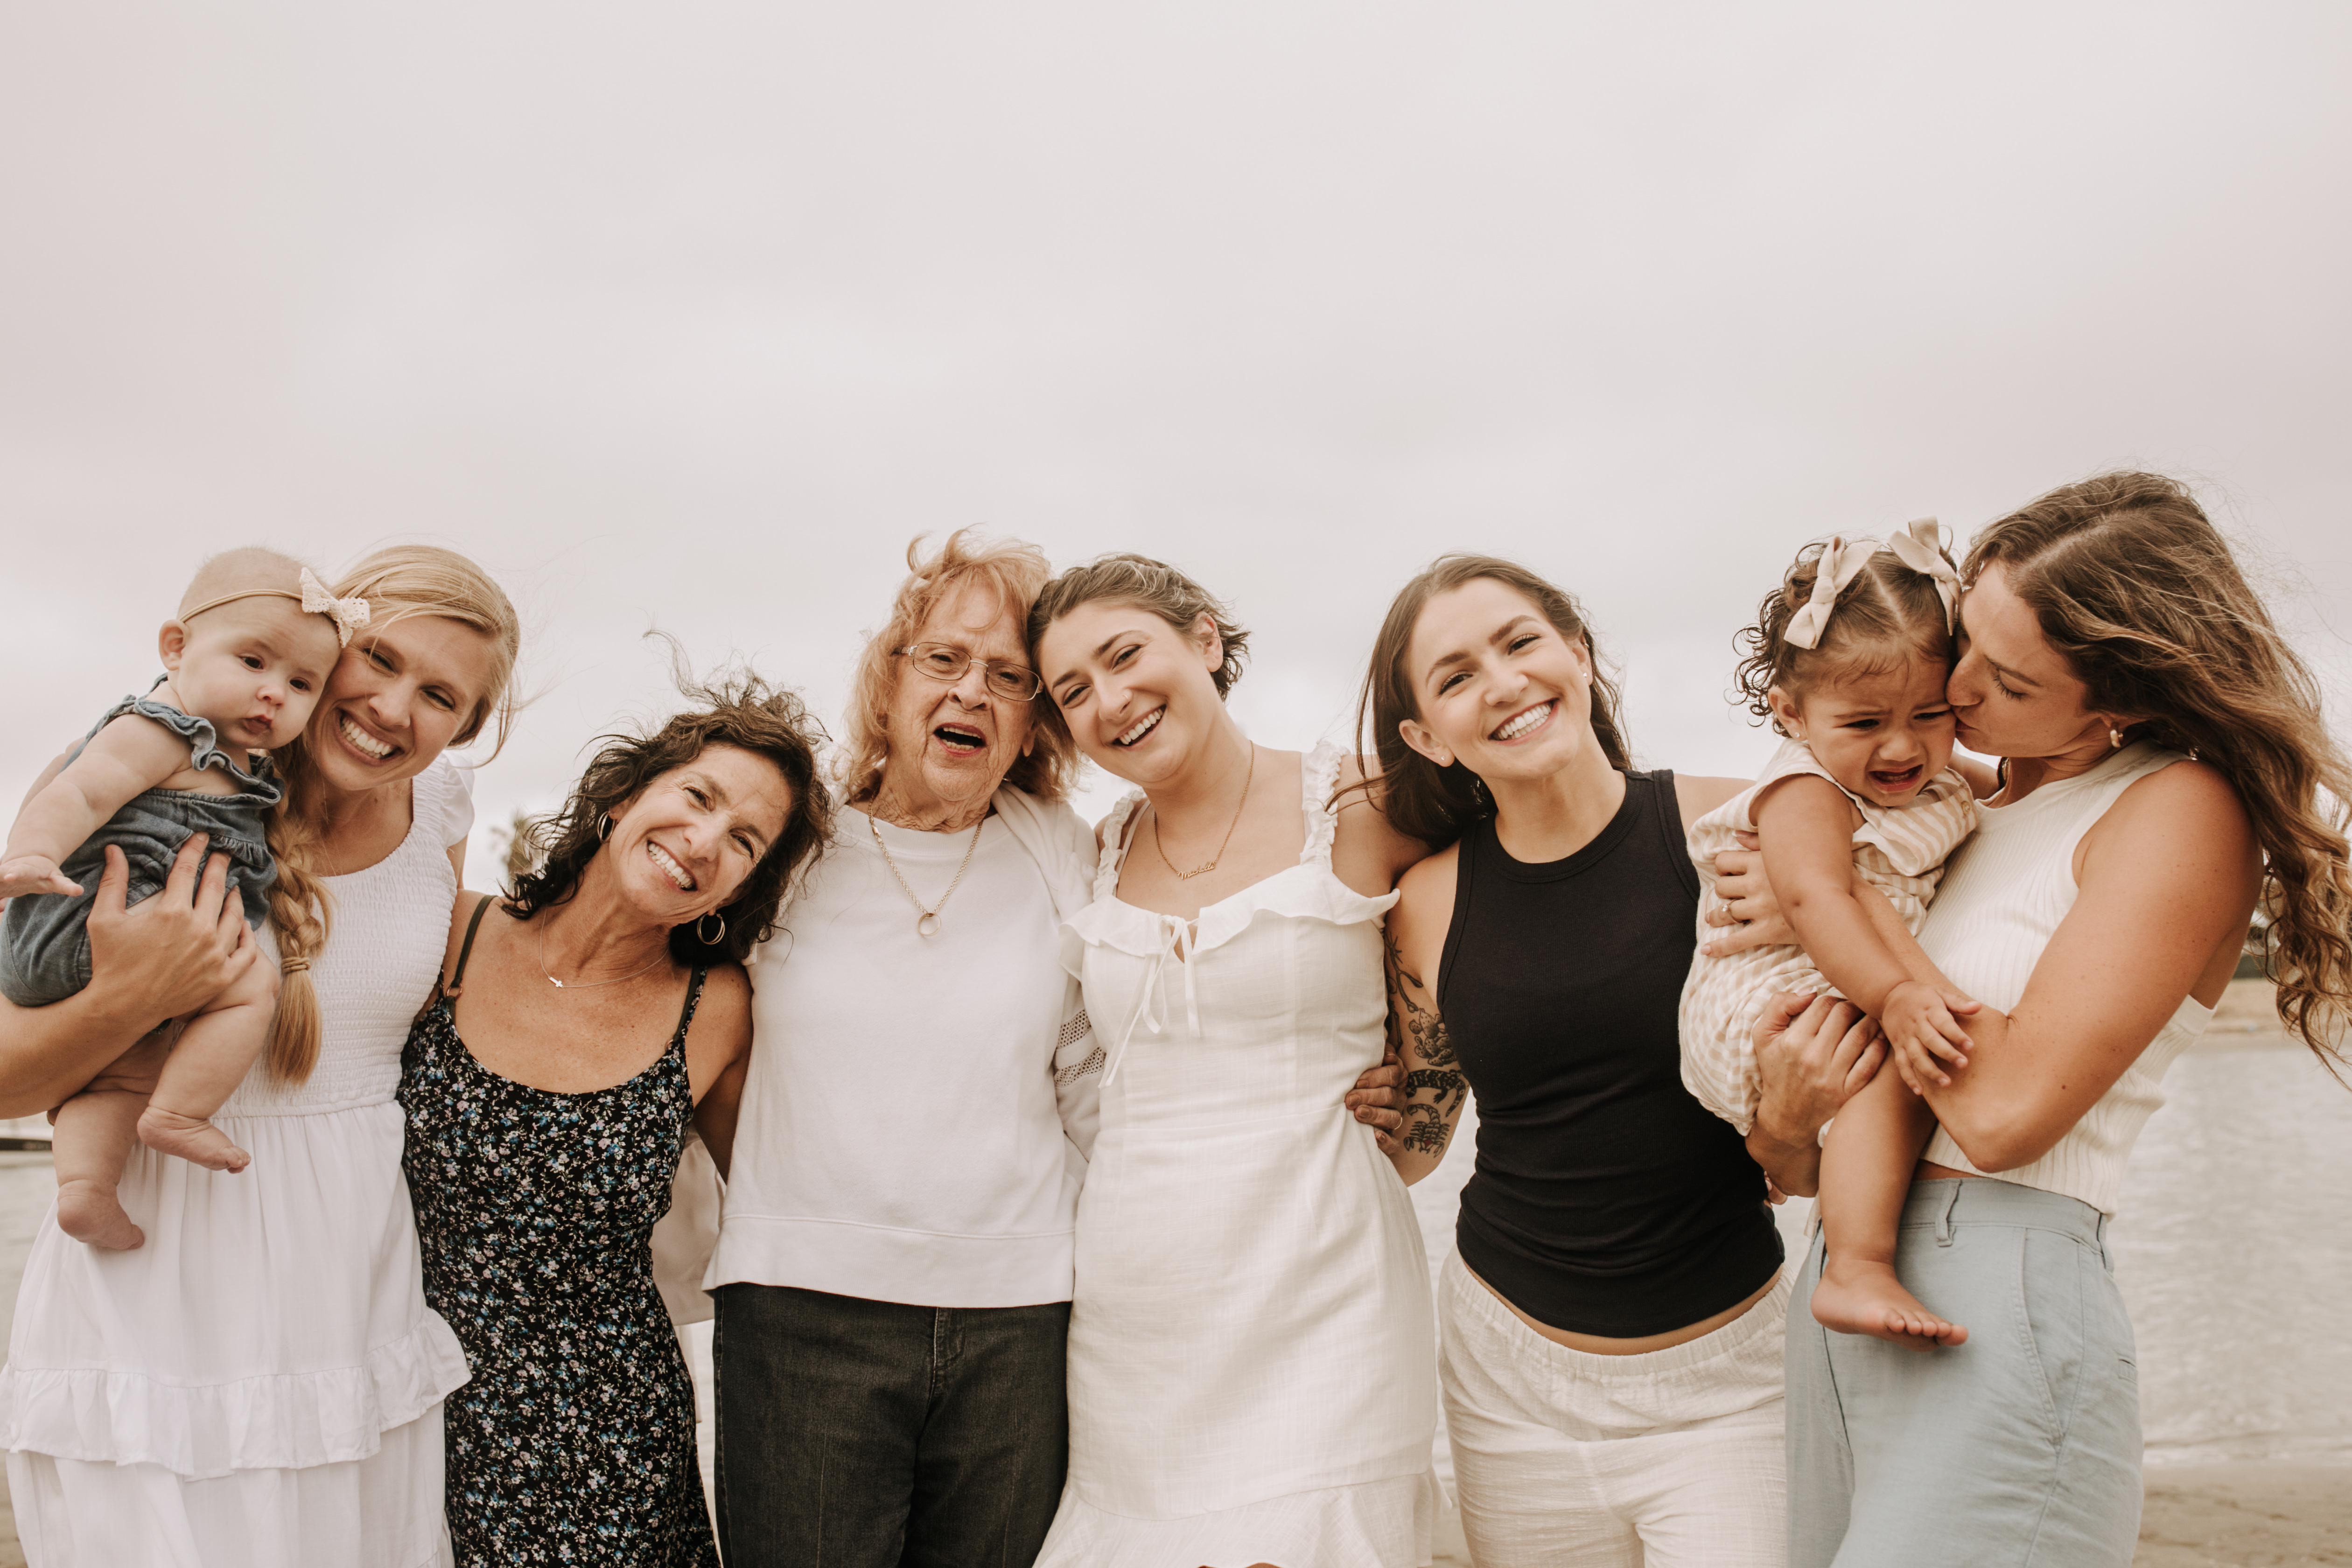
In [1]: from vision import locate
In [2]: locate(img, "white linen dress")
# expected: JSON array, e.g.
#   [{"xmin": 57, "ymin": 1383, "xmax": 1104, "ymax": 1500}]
[
  {"xmin": 1034, "ymin": 743, "xmax": 1438, "ymax": 1568},
  {"xmin": 0, "ymin": 759, "xmax": 476, "ymax": 1568}
]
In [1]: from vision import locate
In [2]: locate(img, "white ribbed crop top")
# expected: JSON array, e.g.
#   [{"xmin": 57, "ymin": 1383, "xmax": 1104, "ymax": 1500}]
[{"xmin": 1917, "ymin": 742, "xmax": 2214, "ymax": 1215}]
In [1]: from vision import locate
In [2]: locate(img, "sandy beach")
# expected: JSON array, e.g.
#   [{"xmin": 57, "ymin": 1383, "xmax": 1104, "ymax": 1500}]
[
  {"xmin": 0, "ymin": 983, "xmax": 2344, "ymax": 1562},
  {"xmin": 0, "ymin": 1461, "xmax": 2341, "ymax": 1567}
]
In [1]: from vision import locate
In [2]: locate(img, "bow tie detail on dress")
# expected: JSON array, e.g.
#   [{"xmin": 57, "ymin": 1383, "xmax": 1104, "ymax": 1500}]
[{"xmin": 1106, "ymin": 913, "xmax": 1202, "ymax": 1087}]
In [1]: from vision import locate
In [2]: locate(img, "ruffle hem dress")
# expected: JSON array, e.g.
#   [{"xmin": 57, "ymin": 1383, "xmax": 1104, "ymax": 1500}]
[
  {"xmin": 1033, "ymin": 742, "xmax": 1439, "ymax": 1568},
  {"xmin": 0, "ymin": 759, "xmax": 476, "ymax": 1568}
]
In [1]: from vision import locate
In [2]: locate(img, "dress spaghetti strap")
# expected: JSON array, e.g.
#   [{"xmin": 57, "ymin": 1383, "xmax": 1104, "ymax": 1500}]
[{"xmin": 445, "ymin": 895, "xmax": 497, "ymax": 999}]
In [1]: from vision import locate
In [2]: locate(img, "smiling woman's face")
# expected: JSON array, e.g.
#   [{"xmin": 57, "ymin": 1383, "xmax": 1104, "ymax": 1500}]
[
  {"xmin": 605, "ymin": 743, "xmax": 794, "ymax": 928},
  {"xmin": 305, "ymin": 614, "xmax": 497, "ymax": 797},
  {"xmin": 879, "ymin": 581, "xmax": 1038, "ymax": 817},
  {"xmin": 1397, "ymin": 577, "xmax": 1601, "ymax": 788},
  {"xmin": 1037, "ymin": 598, "xmax": 1225, "ymax": 787}
]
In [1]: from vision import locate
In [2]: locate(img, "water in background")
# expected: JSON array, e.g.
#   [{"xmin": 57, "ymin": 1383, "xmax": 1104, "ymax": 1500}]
[
  {"xmin": 0, "ymin": 1031, "xmax": 2345, "ymax": 1495},
  {"xmin": 1403, "ymin": 1035, "xmax": 2352, "ymax": 1475}
]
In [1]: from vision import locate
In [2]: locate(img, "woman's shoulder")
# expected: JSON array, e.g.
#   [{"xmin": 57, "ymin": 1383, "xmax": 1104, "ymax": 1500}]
[
  {"xmin": 690, "ymin": 961, "xmax": 752, "ymax": 1029},
  {"xmin": 2093, "ymin": 754, "xmax": 2252, "ymax": 848},
  {"xmin": 413, "ymin": 757, "xmax": 477, "ymax": 849},
  {"xmin": 1671, "ymin": 770, "xmax": 1753, "ymax": 833},
  {"xmin": 1393, "ymin": 839, "xmax": 1460, "ymax": 917},
  {"xmin": 1330, "ymin": 749, "xmax": 1433, "ymax": 889}
]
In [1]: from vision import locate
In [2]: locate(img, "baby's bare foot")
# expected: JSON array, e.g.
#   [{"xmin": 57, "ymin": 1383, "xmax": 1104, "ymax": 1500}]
[
  {"xmin": 138, "ymin": 1106, "xmax": 251, "ymax": 1174},
  {"xmin": 1813, "ymin": 1259, "xmax": 1967, "ymax": 1350},
  {"xmin": 57, "ymin": 1180, "xmax": 145, "ymax": 1250}
]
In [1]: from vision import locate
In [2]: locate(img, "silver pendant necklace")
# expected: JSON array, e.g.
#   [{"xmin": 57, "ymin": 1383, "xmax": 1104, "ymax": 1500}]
[
  {"xmin": 537, "ymin": 921, "xmax": 670, "ymax": 990},
  {"xmin": 869, "ymin": 809, "xmax": 987, "ymax": 937}
]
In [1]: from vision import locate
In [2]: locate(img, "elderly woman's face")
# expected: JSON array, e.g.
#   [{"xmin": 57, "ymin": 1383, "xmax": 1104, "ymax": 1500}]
[
  {"xmin": 883, "ymin": 582, "xmax": 1038, "ymax": 811},
  {"xmin": 607, "ymin": 743, "xmax": 794, "ymax": 927}
]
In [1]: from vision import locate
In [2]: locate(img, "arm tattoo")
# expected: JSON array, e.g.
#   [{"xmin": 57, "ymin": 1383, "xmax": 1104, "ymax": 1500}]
[{"xmin": 1385, "ymin": 926, "xmax": 1467, "ymax": 1156}]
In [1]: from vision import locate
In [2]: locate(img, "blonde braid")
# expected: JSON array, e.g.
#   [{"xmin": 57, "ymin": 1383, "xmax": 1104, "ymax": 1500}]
[{"xmin": 261, "ymin": 743, "xmax": 333, "ymax": 1083}]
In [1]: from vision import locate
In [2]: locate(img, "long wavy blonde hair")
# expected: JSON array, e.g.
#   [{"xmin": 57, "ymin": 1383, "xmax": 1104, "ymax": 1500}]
[
  {"xmin": 263, "ymin": 545, "xmax": 522, "ymax": 1082},
  {"xmin": 1967, "ymin": 472, "xmax": 2352, "ymax": 1071},
  {"xmin": 835, "ymin": 530, "xmax": 1078, "ymax": 805}
]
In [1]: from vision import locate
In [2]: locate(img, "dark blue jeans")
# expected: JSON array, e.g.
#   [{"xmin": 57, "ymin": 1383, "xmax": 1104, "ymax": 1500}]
[{"xmin": 713, "ymin": 1284, "xmax": 1069, "ymax": 1568}]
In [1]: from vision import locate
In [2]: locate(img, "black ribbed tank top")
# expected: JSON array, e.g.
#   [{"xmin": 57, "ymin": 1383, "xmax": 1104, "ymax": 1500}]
[{"xmin": 1436, "ymin": 770, "xmax": 1783, "ymax": 1337}]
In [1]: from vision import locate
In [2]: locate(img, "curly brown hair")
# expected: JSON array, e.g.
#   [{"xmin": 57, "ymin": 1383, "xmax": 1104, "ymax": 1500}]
[
  {"xmin": 1026, "ymin": 553, "xmax": 1252, "ymax": 699},
  {"xmin": 1352, "ymin": 554, "xmax": 1632, "ymax": 848},
  {"xmin": 1731, "ymin": 534, "xmax": 1959, "ymax": 735},
  {"xmin": 506, "ymin": 662, "xmax": 833, "ymax": 966},
  {"xmin": 1966, "ymin": 471, "xmax": 2352, "ymax": 1072}
]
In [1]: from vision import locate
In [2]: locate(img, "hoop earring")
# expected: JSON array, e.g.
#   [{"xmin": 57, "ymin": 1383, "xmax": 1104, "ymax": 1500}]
[
  {"xmin": 2108, "ymin": 726, "xmax": 2125, "ymax": 749},
  {"xmin": 696, "ymin": 910, "xmax": 726, "ymax": 945},
  {"xmin": 598, "ymin": 813, "xmax": 613, "ymax": 841}
]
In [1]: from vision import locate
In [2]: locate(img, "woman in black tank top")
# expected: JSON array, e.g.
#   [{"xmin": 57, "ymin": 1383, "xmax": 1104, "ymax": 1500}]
[{"xmin": 1354, "ymin": 555, "xmax": 1871, "ymax": 1568}]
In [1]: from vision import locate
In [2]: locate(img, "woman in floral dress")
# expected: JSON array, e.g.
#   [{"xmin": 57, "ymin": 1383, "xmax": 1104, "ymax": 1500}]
[{"xmin": 400, "ymin": 672, "xmax": 832, "ymax": 1566}]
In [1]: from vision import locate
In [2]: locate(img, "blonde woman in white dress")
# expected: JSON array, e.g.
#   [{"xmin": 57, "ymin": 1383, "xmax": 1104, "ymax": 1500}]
[
  {"xmin": 1027, "ymin": 554, "xmax": 1438, "ymax": 1568},
  {"xmin": 0, "ymin": 546, "xmax": 519, "ymax": 1568}
]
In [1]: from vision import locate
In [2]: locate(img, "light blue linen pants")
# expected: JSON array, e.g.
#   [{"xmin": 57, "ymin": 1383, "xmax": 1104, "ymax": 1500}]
[{"xmin": 1785, "ymin": 1178, "xmax": 2142, "ymax": 1568}]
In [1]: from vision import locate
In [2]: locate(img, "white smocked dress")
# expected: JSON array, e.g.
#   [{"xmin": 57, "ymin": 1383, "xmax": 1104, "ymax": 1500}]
[
  {"xmin": 1, "ymin": 759, "xmax": 476, "ymax": 1568},
  {"xmin": 1035, "ymin": 743, "xmax": 1438, "ymax": 1568}
]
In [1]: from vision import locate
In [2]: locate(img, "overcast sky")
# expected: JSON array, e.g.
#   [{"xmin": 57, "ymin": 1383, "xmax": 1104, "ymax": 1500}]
[{"xmin": 5, "ymin": 3, "xmax": 2347, "ymax": 880}]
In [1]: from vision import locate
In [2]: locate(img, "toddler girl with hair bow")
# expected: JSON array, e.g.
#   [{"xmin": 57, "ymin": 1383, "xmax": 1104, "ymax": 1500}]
[
  {"xmin": 0, "ymin": 547, "xmax": 364, "ymax": 1249},
  {"xmin": 1679, "ymin": 520, "xmax": 1989, "ymax": 1346}
]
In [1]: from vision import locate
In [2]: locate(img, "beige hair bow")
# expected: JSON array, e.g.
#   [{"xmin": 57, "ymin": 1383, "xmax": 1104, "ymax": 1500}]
[
  {"xmin": 1783, "ymin": 536, "xmax": 1877, "ymax": 651},
  {"xmin": 298, "ymin": 568, "xmax": 372, "ymax": 645},
  {"xmin": 1882, "ymin": 517, "xmax": 1960, "ymax": 634}
]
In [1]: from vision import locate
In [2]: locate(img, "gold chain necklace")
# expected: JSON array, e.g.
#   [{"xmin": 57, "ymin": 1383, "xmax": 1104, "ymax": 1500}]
[
  {"xmin": 536, "ymin": 921, "xmax": 672, "ymax": 990},
  {"xmin": 1154, "ymin": 742, "xmax": 1256, "ymax": 880},
  {"xmin": 869, "ymin": 809, "xmax": 987, "ymax": 937}
]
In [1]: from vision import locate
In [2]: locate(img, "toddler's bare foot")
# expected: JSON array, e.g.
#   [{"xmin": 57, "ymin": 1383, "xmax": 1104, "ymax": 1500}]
[
  {"xmin": 1813, "ymin": 1258, "xmax": 1967, "ymax": 1350},
  {"xmin": 137, "ymin": 1106, "xmax": 251, "ymax": 1173},
  {"xmin": 56, "ymin": 1180, "xmax": 145, "ymax": 1250}
]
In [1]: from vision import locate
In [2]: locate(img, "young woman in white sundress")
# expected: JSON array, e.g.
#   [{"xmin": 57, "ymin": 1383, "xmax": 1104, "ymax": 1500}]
[
  {"xmin": 0, "ymin": 545, "xmax": 520, "ymax": 1568},
  {"xmin": 1027, "ymin": 554, "xmax": 1439, "ymax": 1568}
]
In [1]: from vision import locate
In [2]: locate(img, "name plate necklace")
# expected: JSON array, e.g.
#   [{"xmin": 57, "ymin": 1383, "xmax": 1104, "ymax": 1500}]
[
  {"xmin": 1154, "ymin": 741, "xmax": 1255, "ymax": 880},
  {"xmin": 871, "ymin": 808, "xmax": 987, "ymax": 938}
]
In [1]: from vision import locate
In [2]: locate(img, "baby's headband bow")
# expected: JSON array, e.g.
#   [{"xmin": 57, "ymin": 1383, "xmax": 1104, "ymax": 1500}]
[
  {"xmin": 179, "ymin": 567, "xmax": 372, "ymax": 647},
  {"xmin": 297, "ymin": 567, "xmax": 373, "ymax": 646},
  {"xmin": 1783, "ymin": 536, "xmax": 1877, "ymax": 651},
  {"xmin": 1882, "ymin": 517, "xmax": 1960, "ymax": 635}
]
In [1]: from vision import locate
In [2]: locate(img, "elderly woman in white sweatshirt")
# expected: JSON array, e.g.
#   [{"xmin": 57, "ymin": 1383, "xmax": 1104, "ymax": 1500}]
[{"xmin": 707, "ymin": 529, "xmax": 1405, "ymax": 1568}]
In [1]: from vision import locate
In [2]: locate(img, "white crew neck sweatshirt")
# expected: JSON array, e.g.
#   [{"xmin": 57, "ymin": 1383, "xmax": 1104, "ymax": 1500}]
[{"xmin": 710, "ymin": 791, "xmax": 1099, "ymax": 1309}]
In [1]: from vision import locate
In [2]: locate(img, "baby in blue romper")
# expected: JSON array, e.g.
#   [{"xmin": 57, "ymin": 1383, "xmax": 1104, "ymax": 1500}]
[{"xmin": 0, "ymin": 547, "xmax": 361, "ymax": 1249}]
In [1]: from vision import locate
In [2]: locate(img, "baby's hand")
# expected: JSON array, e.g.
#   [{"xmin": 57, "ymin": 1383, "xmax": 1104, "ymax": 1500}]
[
  {"xmin": 1882, "ymin": 980, "xmax": 1979, "ymax": 1093},
  {"xmin": 1, "ymin": 855, "xmax": 83, "ymax": 901}
]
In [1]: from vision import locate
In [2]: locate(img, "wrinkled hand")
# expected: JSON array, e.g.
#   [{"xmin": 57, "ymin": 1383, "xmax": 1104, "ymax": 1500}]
[
  {"xmin": 1346, "ymin": 1044, "xmax": 1406, "ymax": 1155},
  {"xmin": 1882, "ymin": 980, "xmax": 1981, "ymax": 1092},
  {"xmin": 1701, "ymin": 834, "xmax": 1794, "ymax": 956},
  {"xmin": 1753, "ymin": 991, "xmax": 1884, "ymax": 1142},
  {"xmin": 85, "ymin": 838, "xmax": 257, "ymax": 1020},
  {"xmin": 1, "ymin": 854, "xmax": 81, "ymax": 901}
]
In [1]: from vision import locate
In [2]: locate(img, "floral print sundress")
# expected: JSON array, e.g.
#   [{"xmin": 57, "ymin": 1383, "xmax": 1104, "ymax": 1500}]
[{"xmin": 400, "ymin": 901, "xmax": 718, "ymax": 1568}]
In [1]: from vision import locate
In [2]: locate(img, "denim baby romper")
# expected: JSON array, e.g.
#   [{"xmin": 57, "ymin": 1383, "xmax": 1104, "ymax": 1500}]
[{"xmin": 0, "ymin": 689, "xmax": 281, "ymax": 1008}]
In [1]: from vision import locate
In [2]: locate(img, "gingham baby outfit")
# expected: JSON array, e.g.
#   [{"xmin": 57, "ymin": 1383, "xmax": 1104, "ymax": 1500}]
[{"xmin": 1677, "ymin": 736, "xmax": 1977, "ymax": 1134}]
